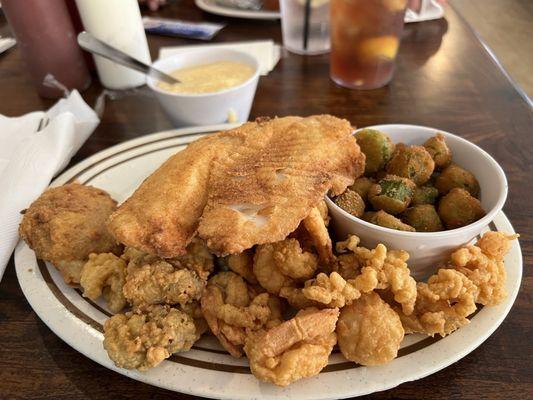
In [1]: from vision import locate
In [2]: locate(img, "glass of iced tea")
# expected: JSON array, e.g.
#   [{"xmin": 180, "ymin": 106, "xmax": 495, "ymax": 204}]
[{"xmin": 330, "ymin": 0, "xmax": 408, "ymax": 89}]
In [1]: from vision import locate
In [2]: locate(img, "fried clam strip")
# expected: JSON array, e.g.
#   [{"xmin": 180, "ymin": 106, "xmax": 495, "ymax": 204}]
[
  {"xmin": 335, "ymin": 235, "xmax": 417, "ymax": 315},
  {"xmin": 123, "ymin": 260, "xmax": 205, "ymax": 308},
  {"xmin": 279, "ymin": 271, "xmax": 362, "ymax": 309},
  {"xmin": 398, "ymin": 269, "xmax": 478, "ymax": 337},
  {"xmin": 253, "ymin": 238, "xmax": 318, "ymax": 295},
  {"xmin": 244, "ymin": 308, "xmax": 339, "ymax": 387},
  {"xmin": 337, "ymin": 292, "xmax": 404, "ymax": 366},
  {"xmin": 103, "ymin": 305, "xmax": 198, "ymax": 371},
  {"xmin": 448, "ymin": 231, "xmax": 518, "ymax": 306},
  {"xmin": 201, "ymin": 272, "xmax": 282, "ymax": 358},
  {"xmin": 80, "ymin": 253, "xmax": 127, "ymax": 313}
]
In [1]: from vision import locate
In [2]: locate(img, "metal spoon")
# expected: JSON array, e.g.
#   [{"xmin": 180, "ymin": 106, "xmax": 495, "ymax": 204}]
[{"xmin": 77, "ymin": 31, "xmax": 180, "ymax": 85}]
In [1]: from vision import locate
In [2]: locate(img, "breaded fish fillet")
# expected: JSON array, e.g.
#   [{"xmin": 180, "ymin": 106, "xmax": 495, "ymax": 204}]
[
  {"xmin": 199, "ymin": 115, "xmax": 364, "ymax": 255},
  {"xmin": 108, "ymin": 115, "xmax": 364, "ymax": 257}
]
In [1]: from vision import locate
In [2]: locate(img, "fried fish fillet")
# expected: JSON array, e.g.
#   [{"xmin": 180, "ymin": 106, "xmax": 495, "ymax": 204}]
[
  {"xmin": 199, "ymin": 115, "xmax": 364, "ymax": 255},
  {"xmin": 108, "ymin": 115, "xmax": 364, "ymax": 257},
  {"xmin": 107, "ymin": 134, "xmax": 242, "ymax": 257}
]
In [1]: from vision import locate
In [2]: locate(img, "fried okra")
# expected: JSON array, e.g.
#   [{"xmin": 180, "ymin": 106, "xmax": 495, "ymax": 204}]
[
  {"xmin": 363, "ymin": 210, "xmax": 415, "ymax": 232},
  {"xmin": 438, "ymin": 188, "xmax": 485, "ymax": 229},
  {"xmin": 435, "ymin": 164, "xmax": 480, "ymax": 197},
  {"xmin": 423, "ymin": 133, "xmax": 452, "ymax": 169},
  {"xmin": 386, "ymin": 144, "xmax": 435, "ymax": 185},
  {"xmin": 348, "ymin": 177, "xmax": 374, "ymax": 200},
  {"xmin": 355, "ymin": 129, "xmax": 395, "ymax": 175},
  {"xmin": 334, "ymin": 189, "xmax": 366, "ymax": 218},
  {"xmin": 368, "ymin": 175, "xmax": 415, "ymax": 215},
  {"xmin": 411, "ymin": 185, "xmax": 439, "ymax": 206},
  {"xmin": 401, "ymin": 205, "xmax": 444, "ymax": 232}
]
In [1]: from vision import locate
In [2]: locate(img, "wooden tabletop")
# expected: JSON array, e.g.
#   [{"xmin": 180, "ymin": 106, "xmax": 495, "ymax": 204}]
[{"xmin": 0, "ymin": 1, "xmax": 531, "ymax": 399}]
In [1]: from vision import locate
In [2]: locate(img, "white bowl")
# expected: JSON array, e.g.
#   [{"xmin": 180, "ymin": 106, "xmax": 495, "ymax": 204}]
[
  {"xmin": 147, "ymin": 49, "xmax": 260, "ymax": 127},
  {"xmin": 326, "ymin": 124, "xmax": 508, "ymax": 280}
]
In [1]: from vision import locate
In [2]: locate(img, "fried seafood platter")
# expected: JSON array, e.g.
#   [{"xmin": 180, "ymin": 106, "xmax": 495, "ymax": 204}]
[{"xmin": 18, "ymin": 115, "xmax": 519, "ymax": 389}]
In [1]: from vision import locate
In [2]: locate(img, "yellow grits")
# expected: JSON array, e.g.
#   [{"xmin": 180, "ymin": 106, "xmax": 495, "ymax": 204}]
[{"xmin": 157, "ymin": 61, "xmax": 255, "ymax": 94}]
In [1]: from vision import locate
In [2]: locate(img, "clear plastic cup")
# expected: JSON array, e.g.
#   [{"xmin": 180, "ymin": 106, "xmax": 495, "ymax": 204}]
[
  {"xmin": 330, "ymin": 0, "xmax": 408, "ymax": 89},
  {"xmin": 280, "ymin": 0, "xmax": 330, "ymax": 55}
]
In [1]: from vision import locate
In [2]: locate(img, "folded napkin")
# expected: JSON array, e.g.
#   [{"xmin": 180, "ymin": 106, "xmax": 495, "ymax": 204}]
[
  {"xmin": 159, "ymin": 40, "xmax": 281, "ymax": 76},
  {"xmin": 0, "ymin": 36, "xmax": 16, "ymax": 55},
  {"xmin": 405, "ymin": 0, "xmax": 444, "ymax": 23},
  {"xmin": 0, "ymin": 90, "xmax": 99, "ymax": 280}
]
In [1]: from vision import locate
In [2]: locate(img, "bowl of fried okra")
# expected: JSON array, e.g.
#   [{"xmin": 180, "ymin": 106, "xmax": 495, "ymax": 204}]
[{"xmin": 326, "ymin": 124, "xmax": 508, "ymax": 278}]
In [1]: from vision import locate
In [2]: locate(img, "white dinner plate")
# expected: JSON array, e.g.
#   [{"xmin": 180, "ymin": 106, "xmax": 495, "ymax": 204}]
[
  {"xmin": 195, "ymin": 0, "xmax": 280, "ymax": 20},
  {"xmin": 15, "ymin": 124, "xmax": 522, "ymax": 399}
]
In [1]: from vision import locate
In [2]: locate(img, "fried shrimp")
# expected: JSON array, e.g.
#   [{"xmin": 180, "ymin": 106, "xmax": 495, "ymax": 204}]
[
  {"xmin": 80, "ymin": 253, "xmax": 127, "ymax": 313},
  {"xmin": 201, "ymin": 271, "xmax": 282, "ymax": 357},
  {"xmin": 337, "ymin": 292, "xmax": 404, "ymax": 366},
  {"xmin": 103, "ymin": 305, "xmax": 198, "ymax": 371},
  {"xmin": 123, "ymin": 260, "xmax": 205, "ymax": 308},
  {"xmin": 448, "ymin": 231, "xmax": 517, "ymax": 306},
  {"xmin": 253, "ymin": 239, "xmax": 318, "ymax": 295},
  {"xmin": 302, "ymin": 207, "xmax": 335, "ymax": 265},
  {"xmin": 244, "ymin": 308, "xmax": 339, "ymax": 386},
  {"xmin": 398, "ymin": 269, "xmax": 478, "ymax": 337},
  {"xmin": 226, "ymin": 249, "xmax": 257, "ymax": 284}
]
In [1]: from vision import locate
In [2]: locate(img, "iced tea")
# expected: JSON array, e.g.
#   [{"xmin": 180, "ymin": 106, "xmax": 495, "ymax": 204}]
[{"xmin": 330, "ymin": 0, "xmax": 407, "ymax": 89}]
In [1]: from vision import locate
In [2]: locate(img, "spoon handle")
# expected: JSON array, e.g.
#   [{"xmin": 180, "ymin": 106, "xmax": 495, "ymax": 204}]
[{"xmin": 77, "ymin": 31, "xmax": 179, "ymax": 84}]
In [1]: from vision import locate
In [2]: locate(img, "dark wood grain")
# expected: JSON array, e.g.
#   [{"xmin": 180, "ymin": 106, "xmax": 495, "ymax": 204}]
[{"xmin": 0, "ymin": 1, "xmax": 532, "ymax": 399}]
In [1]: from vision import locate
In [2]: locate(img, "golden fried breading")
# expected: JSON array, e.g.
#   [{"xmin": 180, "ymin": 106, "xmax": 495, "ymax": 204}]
[
  {"xmin": 109, "ymin": 116, "xmax": 364, "ymax": 258},
  {"xmin": 80, "ymin": 253, "xmax": 127, "ymax": 313},
  {"xmin": 107, "ymin": 133, "xmax": 237, "ymax": 258},
  {"xmin": 244, "ymin": 308, "xmax": 339, "ymax": 386},
  {"xmin": 301, "ymin": 272, "xmax": 361, "ymax": 308},
  {"xmin": 123, "ymin": 260, "xmax": 205, "ymax": 308},
  {"xmin": 121, "ymin": 246, "xmax": 159, "ymax": 272},
  {"xmin": 199, "ymin": 116, "xmax": 363, "ymax": 256},
  {"xmin": 335, "ymin": 235, "xmax": 417, "ymax": 315},
  {"xmin": 166, "ymin": 237, "xmax": 214, "ymax": 281},
  {"xmin": 226, "ymin": 250, "xmax": 257, "ymax": 284},
  {"xmin": 201, "ymin": 272, "xmax": 282, "ymax": 357},
  {"xmin": 103, "ymin": 305, "xmax": 198, "ymax": 371},
  {"xmin": 19, "ymin": 183, "xmax": 120, "ymax": 284},
  {"xmin": 301, "ymin": 207, "xmax": 334, "ymax": 265},
  {"xmin": 337, "ymin": 292, "xmax": 404, "ymax": 366},
  {"xmin": 448, "ymin": 231, "xmax": 517, "ymax": 306},
  {"xmin": 398, "ymin": 269, "xmax": 478, "ymax": 337},
  {"xmin": 253, "ymin": 239, "xmax": 318, "ymax": 295},
  {"xmin": 178, "ymin": 301, "xmax": 209, "ymax": 337},
  {"xmin": 278, "ymin": 286, "xmax": 320, "ymax": 309}
]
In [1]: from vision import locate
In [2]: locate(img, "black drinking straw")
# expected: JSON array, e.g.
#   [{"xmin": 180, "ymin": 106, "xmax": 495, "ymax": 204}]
[{"xmin": 303, "ymin": 0, "xmax": 311, "ymax": 51}]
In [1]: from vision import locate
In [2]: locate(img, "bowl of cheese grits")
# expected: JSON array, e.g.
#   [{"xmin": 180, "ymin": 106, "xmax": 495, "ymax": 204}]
[{"xmin": 148, "ymin": 49, "xmax": 260, "ymax": 127}]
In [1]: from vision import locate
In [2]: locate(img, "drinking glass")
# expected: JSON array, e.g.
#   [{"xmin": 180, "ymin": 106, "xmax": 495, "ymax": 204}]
[
  {"xmin": 330, "ymin": 0, "xmax": 408, "ymax": 89},
  {"xmin": 280, "ymin": 0, "xmax": 330, "ymax": 55}
]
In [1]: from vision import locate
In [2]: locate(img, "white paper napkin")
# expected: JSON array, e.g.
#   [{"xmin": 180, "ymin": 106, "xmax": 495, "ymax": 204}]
[
  {"xmin": 405, "ymin": 0, "xmax": 444, "ymax": 23},
  {"xmin": 0, "ymin": 90, "xmax": 99, "ymax": 280},
  {"xmin": 159, "ymin": 40, "xmax": 281, "ymax": 76}
]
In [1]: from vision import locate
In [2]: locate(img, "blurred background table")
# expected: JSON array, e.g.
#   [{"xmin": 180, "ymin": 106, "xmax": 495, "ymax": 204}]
[{"xmin": 0, "ymin": 1, "xmax": 531, "ymax": 399}]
